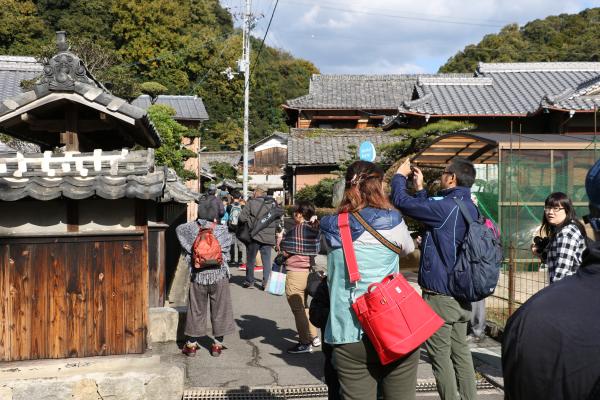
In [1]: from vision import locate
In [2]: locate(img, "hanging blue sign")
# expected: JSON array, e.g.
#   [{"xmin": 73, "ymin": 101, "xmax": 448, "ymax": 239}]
[{"xmin": 358, "ymin": 141, "xmax": 376, "ymax": 162}]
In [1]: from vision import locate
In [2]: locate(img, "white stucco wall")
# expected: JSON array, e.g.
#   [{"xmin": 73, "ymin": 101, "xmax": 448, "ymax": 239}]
[{"xmin": 254, "ymin": 138, "xmax": 286, "ymax": 152}]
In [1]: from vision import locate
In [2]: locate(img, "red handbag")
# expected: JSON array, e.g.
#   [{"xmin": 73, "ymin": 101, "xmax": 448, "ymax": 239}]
[{"xmin": 338, "ymin": 212, "xmax": 444, "ymax": 365}]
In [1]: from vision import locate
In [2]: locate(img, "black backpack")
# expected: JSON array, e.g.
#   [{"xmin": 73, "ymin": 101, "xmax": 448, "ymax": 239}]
[
  {"xmin": 448, "ymin": 199, "xmax": 503, "ymax": 302},
  {"xmin": 197, "ymin": 195, "xmax": 219, "ymax": 222}
]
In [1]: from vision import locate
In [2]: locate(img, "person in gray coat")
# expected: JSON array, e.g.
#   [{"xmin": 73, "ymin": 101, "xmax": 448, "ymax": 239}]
[
  {"xmin": 176, "ymin": 207, "xmax": 235, "ymax": 357},
  {"xmin": 239, "ymin": 186, "xmax": 281, "ymax": 289}
]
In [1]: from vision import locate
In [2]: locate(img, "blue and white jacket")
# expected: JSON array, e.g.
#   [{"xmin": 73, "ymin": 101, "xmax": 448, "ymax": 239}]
[
  {"xmin": 391, "ymin": 174, "xmax": 478, "ymax": 296},
  {"xmin": 320, "ymin": 207, "xmax": 414, "ymax": 344}
]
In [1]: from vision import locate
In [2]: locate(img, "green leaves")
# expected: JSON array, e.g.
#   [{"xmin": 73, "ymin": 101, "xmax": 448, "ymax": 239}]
[
  {"xmin": 148, "ymin": 104, "xmax": 196, "ymax": 180},
  {"xmin": 440, "ymin": 8, "xmax": 600, "ymax": 72}
]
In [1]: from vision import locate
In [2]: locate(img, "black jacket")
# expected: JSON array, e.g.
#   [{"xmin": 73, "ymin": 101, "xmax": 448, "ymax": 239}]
[{"xmin": 502, "ymin": 238, "xmax": 600, "ymax": 400}]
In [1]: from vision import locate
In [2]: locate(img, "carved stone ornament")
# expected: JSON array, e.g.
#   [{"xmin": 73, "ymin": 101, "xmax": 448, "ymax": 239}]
[{"xmin": 39, "ymin": 31, "xmax": 93, "ymax": 91}]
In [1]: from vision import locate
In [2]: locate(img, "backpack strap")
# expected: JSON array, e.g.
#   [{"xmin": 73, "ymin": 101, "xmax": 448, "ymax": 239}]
[
  {"xmin": 338, "ymin": 213, "xmax": 361, "ymax": 284},
  {"xmin": 453, "ymin": 198, "xmax": 474, "ymax": 224},
  {"xmin": 352, "ymin": 211, "xmax": 404, "ymax": 256}
]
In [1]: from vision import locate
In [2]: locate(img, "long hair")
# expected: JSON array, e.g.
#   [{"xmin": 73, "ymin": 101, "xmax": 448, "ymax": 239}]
[
  {"xmin": 337, "ymin": 161, "xmax": 393, "ymax": 213},
  {"xmin": 540, "ymin": 192, "xmax": 586, "ymax": 238}
]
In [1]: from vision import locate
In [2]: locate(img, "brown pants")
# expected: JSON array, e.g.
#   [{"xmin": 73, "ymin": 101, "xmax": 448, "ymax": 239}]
[
  {"xmin": 285, "ymin": 270, "xmax": 318, "ymax": 344},
  {"xmin": 185, "ymin": 277, "xmax": 235, "ymax": 338}
]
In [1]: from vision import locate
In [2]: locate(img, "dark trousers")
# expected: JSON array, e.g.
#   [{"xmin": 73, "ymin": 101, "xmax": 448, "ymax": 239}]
[
  {"xmin": 332, "ymin": 336, "xmax": 419, "ymax": 400},
  {"xmin": 184, "ymin": 278, "xmax": 235, "ymax": 339},
  {"xmin": 245, "ymin": 241, "xmax": 272, "ymax": 285},
  {"xmin": 322, "ymin": 341, "xmax": 342, "ymax": 400}
]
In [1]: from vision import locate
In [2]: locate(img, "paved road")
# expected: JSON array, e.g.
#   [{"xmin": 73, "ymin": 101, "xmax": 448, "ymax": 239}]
[{"xmin": 155, "ymin": 264, "xmax": 504, "ymax": 399}]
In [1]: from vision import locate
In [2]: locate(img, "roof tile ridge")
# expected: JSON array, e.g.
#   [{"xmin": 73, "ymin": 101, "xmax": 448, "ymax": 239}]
[
  {"xmin": 402, "ymin": 93, "xmax": 433, "ymax": 109},
  {"xmin": 479, "ymin": 61, "xmax": 600, "ymax": 73}
]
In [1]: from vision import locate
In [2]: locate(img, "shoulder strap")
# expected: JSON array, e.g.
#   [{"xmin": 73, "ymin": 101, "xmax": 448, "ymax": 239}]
[
  {"xmin": 352, "ymin": 212, "xmax": 404, "ymax": 256},
  {"xmin": 338, "ymin": 213, "xmax": 361, "ymax": 284},
  {"xmin": 453, "ymin": 198, "xmax": 474, "ymax": 224}
]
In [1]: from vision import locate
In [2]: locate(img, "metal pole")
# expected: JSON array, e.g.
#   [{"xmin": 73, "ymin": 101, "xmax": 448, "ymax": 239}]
[{"xmin": 242, "ymin": 0, "xmax": 251, "ymax": 200}]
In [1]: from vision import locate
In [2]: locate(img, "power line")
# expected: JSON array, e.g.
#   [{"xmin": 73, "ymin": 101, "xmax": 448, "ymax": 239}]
[
  {"xmin": 279, "ymin": 0, "xmax": 506, "ymax": 28},
  {"xmin": 250, "ymin": 0, "xmax": 280, "ymax": 82}
]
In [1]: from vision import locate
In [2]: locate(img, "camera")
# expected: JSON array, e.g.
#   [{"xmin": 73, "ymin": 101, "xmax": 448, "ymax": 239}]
[{"xmin": 533, "ymin": 236, "xmax": 550, "ymax": 253}]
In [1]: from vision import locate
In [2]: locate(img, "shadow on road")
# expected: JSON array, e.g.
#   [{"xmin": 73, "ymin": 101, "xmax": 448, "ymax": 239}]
[{"xmin": 236, "ymin": 314, "xmax": 325, "ymax": 381}]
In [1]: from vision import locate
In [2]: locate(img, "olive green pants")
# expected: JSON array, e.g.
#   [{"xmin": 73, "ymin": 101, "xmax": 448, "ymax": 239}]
[
  {"xmin": 423, "ymin": 293, "xmax": 477, "ymax": 400},
  {"xmin": 332, "ymin": 336, "xmax": 419, "ymax": 400}
]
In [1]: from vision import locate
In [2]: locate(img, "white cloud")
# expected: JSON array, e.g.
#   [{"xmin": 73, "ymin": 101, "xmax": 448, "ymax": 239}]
[{"xmin": 222, "ymin": 0, "xmax": 598, "ymax": 73}]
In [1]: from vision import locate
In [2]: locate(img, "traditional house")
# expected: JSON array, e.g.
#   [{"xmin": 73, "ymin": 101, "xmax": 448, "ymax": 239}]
[
  {"xmin": 384, "ymin": 62, "xmax": 600, "ymax": 133},
  {"xmin": 0, "ymin": 32, "xmax": 195, "ymax": 361},
  {"xmin": 132, "ymin": 95, "xmax": 209, "ymax": 220},
  {"xmin": 285, "ymin": 128, "xmax": 405, "ymax": 201},
  {"xmin": 283, "ymin": 74, "xmax": 446, "ymax": 129},
  {"xmin": 198, "ymin": 150, "xmax": 242, "ymax": 192},
  {"xmin": 248, "ymin": 132, "xmax": 288, "ymax": 200}
]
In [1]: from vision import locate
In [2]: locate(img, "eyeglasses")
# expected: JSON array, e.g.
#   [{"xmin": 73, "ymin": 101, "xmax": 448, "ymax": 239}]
[{"xmin": 544, "ymin": 207, "xmax": 565, "ymax": 213}]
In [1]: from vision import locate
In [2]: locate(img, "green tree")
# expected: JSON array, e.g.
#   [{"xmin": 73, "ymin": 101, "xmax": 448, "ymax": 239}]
[
  {"xmin": 295, "ymin": 178, "xmax": 337, "ymax": 208},
  {"xmin": 147, "ymin": 104, "xmax": 197, "ymax": 180},
  {"xmin": 0, "ymin": 0, "xmax": 47, "ymax": 54},
  {"xmin": 208, "ymin": 161, "xmax": 238, "ymax": 181},
  {"xmin": 440, "ymin": 8, "xmax": 600, "ymax": 72}
]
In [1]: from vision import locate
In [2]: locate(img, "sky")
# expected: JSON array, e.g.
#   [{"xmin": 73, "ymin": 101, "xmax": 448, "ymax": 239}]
[{"xmin": 219, "ymin": 0, "xmax": 600, "ymax": 74}]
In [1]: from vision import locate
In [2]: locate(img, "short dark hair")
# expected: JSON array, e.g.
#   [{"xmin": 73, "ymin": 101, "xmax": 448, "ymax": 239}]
[{"xmin": 447, "ymin": 158, "xmax": 476, "ymax": 188}]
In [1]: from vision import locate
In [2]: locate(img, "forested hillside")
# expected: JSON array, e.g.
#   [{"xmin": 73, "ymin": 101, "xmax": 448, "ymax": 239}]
[
  {"xmin": 0, "ymin": 0, "xmax": 318, "ymax": 149},
  {"xmin": 440, "ymin": 7, "xmax": 600, "ymax": 73}
]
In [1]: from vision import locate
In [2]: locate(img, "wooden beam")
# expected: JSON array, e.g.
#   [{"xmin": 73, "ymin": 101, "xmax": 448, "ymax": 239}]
[{"xmin": 66, "ymin": 199, "xmax": 79, "ymax": 233}]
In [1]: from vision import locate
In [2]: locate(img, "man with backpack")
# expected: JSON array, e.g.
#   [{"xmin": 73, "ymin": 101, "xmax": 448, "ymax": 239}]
[
  {"xmin": 391, "ymin": 157, "xmax": 478, "ymax": 400},
  {"xmin": 238, "ymin": 186, "xmax": 283, "ymax": 289},
  {"xmin": 197, "ymin": 184, "xmax": 225, "ymax": 223},
  {"xmin": 227, "ymin": 192, "xmax": 246, "ymax": 269}
]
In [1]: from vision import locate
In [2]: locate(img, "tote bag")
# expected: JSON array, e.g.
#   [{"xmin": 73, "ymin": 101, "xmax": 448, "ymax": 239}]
[
  {"xmin": 339, "ymin": 212, "xmax": 444, "ymax": 365},
  {"xmin": 265, "ymin": 263, "xmax": 286, "ymax": 296}
]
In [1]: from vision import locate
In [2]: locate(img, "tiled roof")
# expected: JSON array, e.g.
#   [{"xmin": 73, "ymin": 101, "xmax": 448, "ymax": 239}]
[
  {"xmin": 0, "ymin": 149, "xmax": 196, "ymax": 203},
  {"xmin": 200, "ymin": 151, "xmax": 242, "ymax": 173},
  {"xmin": 0, "ymin": 141, "xmax": 15, "ymax": 154},
  {"xmin": 285, "ymin": 74, "xmax": 469, "ymax": 110},
  {"xmin": 132, "ymin": 95, "xmax": 209, "ymax": 121},
  {"xmin": 0, "ymin": 56, "xmax": 43, "ymax": 101},
  {"xmin": 401, "ymin": 62, "xmax": 600, "ymax": 116},
  {"xmin": 250, "ymin": 132, "xmax": 289, "ymax": 150},
  {"xmin": 287, "ymin": 128, "xmax": 405, "ymax": 166}
]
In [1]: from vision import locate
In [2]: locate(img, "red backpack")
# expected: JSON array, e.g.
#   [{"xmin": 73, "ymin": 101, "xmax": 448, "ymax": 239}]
[{"xmin": 192, "ymin": 222, "xmax": 223, "ymax": 269}]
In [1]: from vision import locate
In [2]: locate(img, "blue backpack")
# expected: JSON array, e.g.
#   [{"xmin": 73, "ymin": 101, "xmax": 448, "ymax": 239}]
[{"xmin": 449, "ymin": 199, "xmax": 503, "ymax": 302}]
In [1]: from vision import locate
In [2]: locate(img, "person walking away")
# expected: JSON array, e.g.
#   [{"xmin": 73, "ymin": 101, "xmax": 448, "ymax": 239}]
[
  {"xmin": 227, "ymin": 191, "xmax": 247, "ymax": 269},
  {"xmin": 502, "ymin": 160, "xmax": 600, "ymax": 399},
  {"xmin": 280, "ymin": 201, "xmax": 321, "ymax": 354},
  {"xmin": 531, "ymin": 192, "xmax": 587, "ymax": 284},
  {"xmin": 197, "ymin": 184, "xmax": 225, "ymax": 223},
  {"xmin": 391, "ymin": 157, "xmax": 478, "ymax": 400},
  {"xmin": 176, "ymin": 204, "xmax": 235, "ymax": 357},
  {"xmin": 239, "ymin": 186, "xmax": 282, "ymax": 289},
  {"xmin": 321, "ymin": 160, "xmax": 417, "ymax": 400}
]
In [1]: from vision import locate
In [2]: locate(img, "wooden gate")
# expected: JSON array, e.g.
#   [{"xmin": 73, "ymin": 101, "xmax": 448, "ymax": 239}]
[{"xmin": 0, "ymin": 234, "xmax": 147, "ymax": 361}]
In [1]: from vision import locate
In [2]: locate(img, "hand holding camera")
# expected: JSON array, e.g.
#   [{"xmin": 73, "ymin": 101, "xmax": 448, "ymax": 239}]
[{"xmin": 531, "ymin": 236, "xmax": 550, "ymax": 256}]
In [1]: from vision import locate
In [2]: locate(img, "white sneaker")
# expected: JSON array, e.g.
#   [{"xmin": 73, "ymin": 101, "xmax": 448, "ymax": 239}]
[{"xmin": 312, "ymin": 336, "xmax": 321, "ymax": 347}]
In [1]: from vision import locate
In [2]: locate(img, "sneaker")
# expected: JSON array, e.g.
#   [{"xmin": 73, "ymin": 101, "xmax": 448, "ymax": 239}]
[
  {"xmin": 287, "ymin": 342, "xmax": 312, "ymax": 354},
  {"xmin": 242, "ymin": 281, "xmax": 254, "ymax": 289},
  {"xmin": 210, "ymin": 343, "xmax": 223, "ymax": 357},
  {"xmin": 238, "ymin": 264, "xmax": 247, "ymax": 270},
  {"xmin": 312, "ymin": 337, "xmax": 321, "ymax": 347},
  {"xmin": 182, "ymin": 341, "xmax": 198, "ymax": 357},
  {"xmin": 255, "ymin": 265, "xmax": 263, "ymax": 271}
]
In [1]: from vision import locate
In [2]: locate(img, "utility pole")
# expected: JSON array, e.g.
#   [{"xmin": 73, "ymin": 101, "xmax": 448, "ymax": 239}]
[{"xmin": 241, "ymin": 0, "xmax": 252, "ymax": 200}]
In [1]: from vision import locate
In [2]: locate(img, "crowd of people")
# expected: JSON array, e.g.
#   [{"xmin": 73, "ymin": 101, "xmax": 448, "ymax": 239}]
[{"xmin": 175, "ymin": 157, "xmax": 600, "ymax": 400}]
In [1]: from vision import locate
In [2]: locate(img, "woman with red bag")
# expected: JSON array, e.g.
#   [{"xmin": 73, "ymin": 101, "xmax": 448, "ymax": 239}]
[{"xmin": 320, "ymin": 161, "xmax": 418, "ymax": 400}]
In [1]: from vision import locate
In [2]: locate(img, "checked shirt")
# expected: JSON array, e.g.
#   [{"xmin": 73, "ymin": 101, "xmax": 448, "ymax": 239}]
[{"xmin": 545, "ymin": 223, "xmax": 586, "ymax": 283}]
